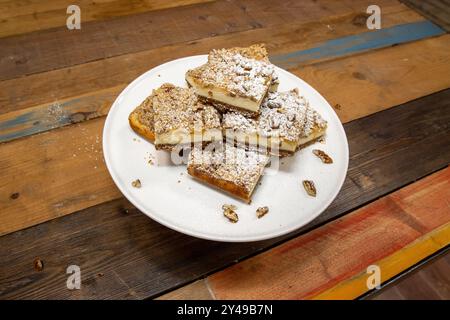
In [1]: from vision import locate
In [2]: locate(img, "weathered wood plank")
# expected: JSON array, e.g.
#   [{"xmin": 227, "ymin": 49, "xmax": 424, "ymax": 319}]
[
  {"xmin": 167, "ymin": 169, "xmax": 450, "ymax": 300},
  {"xmin": 0, "ymin": 0, "xmax": 399, "ymax": 81},
  {"xmin": 370, "ymin": 250, "xmax": 450, "ymax": 300},
  {"xmin": 0, "ymin": 2, "xmax": 422, "ymax": 115},
  {"xmin": 401, "ymin": 0, "xmax": 450, "ymax": 31},
  {"xmin": 1, "ymin": 36, "xmax": 450, "ymax": 236},
  {"xmin": 0, "ymin": 0, "xmax": 214, "ymax": 38},
  {"xmin": 0, "ymin": 89, "xmax": 449, "ymax": 299}
]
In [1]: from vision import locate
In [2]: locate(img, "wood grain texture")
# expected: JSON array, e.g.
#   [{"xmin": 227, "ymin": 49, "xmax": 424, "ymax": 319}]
[
  {"xmin": 0, "ymin": 0, "xmax": 214, "ymax": 38},
  {"xmin": 0, "ymin": 0, "xmax": 400, "ymax": 81},
  {"xmin": 1, "ymin": 37, "xmax": 450, "ymax": 236},
  {"xmin": 207, "ymin": 168, "xmax": 450, "ymax": 300},
  {"xmin": 401, "ymin": 0, "xmax": 450, "ymax": 31},
  {"xmin": 0, "ymin": 2, "xmax": 422, "ymax": 115},
  {"xmin": 0, "ymin": 90, "xmax": 449, "ymax": 299},
  {"xmin": 156, "ymin": 279, "xmax": 214, "ymax": 300}
]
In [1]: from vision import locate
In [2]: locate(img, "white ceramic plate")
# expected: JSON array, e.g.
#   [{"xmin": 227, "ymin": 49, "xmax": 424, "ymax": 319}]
[{"xmin": 103, "ymin": 55, "xmax": 348, "ymax": 242}]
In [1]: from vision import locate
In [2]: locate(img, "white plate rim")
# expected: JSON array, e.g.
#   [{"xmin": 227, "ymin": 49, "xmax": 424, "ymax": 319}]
[{"xmin": 103, "ymin": 55, "xmax": 349, "ymax": 242}]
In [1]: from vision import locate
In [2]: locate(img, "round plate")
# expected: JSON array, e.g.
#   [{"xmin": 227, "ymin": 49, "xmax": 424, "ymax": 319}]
[{"xmin": 103, "ymin": 55, "xmax": 349, "ymax": 242}]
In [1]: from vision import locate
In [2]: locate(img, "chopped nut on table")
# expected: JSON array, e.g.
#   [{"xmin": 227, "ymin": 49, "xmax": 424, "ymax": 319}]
[
  {"xmin": 312, "ymin": 149, "xmax": 333, "ymax": 164},
  {"xmin": 256, "ymin": 206, "xmax": 269, "ymax": 218},
  {"xmin": 302, "ymin": 180, "xmax": 317, "ymax": 197},
  {"xmin": 34, "ymin": 258, "xmax": 44, "ymax": 272},
  {"xmin": 131, "ymin": 179, "xmax": 142, "ymax": 188}
]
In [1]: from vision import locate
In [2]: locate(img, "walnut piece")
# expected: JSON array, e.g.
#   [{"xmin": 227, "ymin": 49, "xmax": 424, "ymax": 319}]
[
  {"xmin": 132, "ymin": 179, "xmax": 142, "ymax": 188},
  {"xmin": 223, "ymin": 208, "xmax": 239, "ymax": 223},
  {"xmin": 256, "ymin": 206, "xmax": 269, "ymax": 218},
  {"xmin": 312, "ymin": 149, "xmax": 333, "ymax": 164},
  {"xmin": 302, "ymin": 180, "xmax": 317, "ymax": 197}
]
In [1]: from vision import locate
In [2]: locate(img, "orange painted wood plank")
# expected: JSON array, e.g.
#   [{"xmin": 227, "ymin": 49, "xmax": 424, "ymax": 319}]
[{"xmin": 207, "ymin": 167, "xmax": 450, "ymax": 300}]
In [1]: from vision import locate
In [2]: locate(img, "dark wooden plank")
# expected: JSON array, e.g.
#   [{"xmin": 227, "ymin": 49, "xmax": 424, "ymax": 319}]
[
  {"xmin": 0, "ymin": 0, "xmax": 397, "ymax": 81},
  {"xmin": 401, "ymin": 0, "xmax": 450, "ymax": 31},
  {"xmin": 370, "ymin": 251, "xmax": 450, "ymax": 300},
  {"xmin": 0, "ymin": 89, "xmax": 449, "ymax": 299}
]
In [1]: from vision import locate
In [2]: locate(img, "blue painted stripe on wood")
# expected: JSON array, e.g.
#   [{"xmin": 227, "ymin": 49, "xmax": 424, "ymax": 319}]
[{"xmin": 271, "ymin": 20, "xmax": 445, "ymax": 68}]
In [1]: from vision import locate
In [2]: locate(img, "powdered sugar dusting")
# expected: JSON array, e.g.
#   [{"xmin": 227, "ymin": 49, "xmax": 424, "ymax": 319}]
[
  {"xmin": 223, "ymin": 89, "xmax": 327, "ymax": 142},
  {"xmin": 188, "ymin": 50, "xmax": 275, "ymax": 102}
]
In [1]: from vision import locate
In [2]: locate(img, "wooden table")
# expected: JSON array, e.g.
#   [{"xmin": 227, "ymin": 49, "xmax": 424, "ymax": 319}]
[{"xmin": 0, "ymin": 0, "xmax": 449, "ymax": 300}]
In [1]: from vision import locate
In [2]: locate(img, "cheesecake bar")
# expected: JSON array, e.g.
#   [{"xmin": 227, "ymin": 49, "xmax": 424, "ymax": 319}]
[
  {"xmin": 129, "ymin": 91, "xmax": 157, "ymax": 143},
  {"xmin": 151, "ymin": 83, "xmax": 222, "ymax": 150},
  {"xmin": 223, "ymin": 89, "xmax": 327, "ymax": 156},
  {"xmin": 186, "ymin": 44, "xmax": 276, "ymax": 116},
  {"xmin": 187, "ymin": 143, "xmax": 269, "ymax": 203}
]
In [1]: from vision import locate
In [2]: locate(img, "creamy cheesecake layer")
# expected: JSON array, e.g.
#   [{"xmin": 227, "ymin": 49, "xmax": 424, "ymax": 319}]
[
  {"xmin": 156, "ymin": 128, "xmax": 222, "ymax": 145},
  {"xmin": 223, "ymin": 89, "xmax": 327, "ymax": 155},
  {"xmin": 186, "ymin": 75, "xmax": 260, "ymax": 112}
]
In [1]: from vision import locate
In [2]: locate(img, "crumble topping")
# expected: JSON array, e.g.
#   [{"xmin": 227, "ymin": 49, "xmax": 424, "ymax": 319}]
[
  {"xmin": 302, "ymin": 180, "xmax": 316, "ymax": 197},
  {"xmin": 223, "ymin": 89, "xmax": 327, "ymax": 142},
  {"xmin": 188, "ymin": 143, "xmax": 269, "ymax": 193},
  {"xmin": 152, "ymin": 83, "xmax": 221, "ymax": 135},
  {"xmin": 187, "ymin": 50, "xmax": 275, "ymax": 102}
]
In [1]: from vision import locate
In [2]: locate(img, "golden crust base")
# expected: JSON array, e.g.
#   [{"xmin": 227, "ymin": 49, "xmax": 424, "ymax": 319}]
[{"xmin": 187, "ymin": 165, "xmax": 256, "ymax": 203}]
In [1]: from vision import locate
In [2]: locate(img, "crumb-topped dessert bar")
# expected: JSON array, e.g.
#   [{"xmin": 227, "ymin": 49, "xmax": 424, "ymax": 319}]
[
  {"xmin": 223, "ymin": 89, "xmax": 327, "ymax": 156},
  {"xmin": 186, "ymin": 44, "xmax": 277, "ymax": 116},
  {"xmin": 152, "ymin": 83, "xmax": 222, "ymax": 150},
  {"xmin": 187, "ymin": 143, "xmax": 269, "ymax": 203}
]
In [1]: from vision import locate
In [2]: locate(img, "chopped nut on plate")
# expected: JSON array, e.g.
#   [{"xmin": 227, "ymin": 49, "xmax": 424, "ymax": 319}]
[
  {"xmin": 222, "ymin": 204, "xmax": 238, "ymax": 223},
  {"xmin": 223, "ymin": 209, "xmax": 239, "ymax": 223},
  {"xmin": 131, "ymin": 179, "xmax": 141, "ymax": 188},
  {"xmin": 302, "ymin": 180, "xmax": 317, "ymax": 197},
  {"xmin": 312, "ymin": 149, "xmax": 333, "ymax": 164},
  {"xmin": 256, "ymin": 206, "xmax": 269, "ymax": 218}
]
